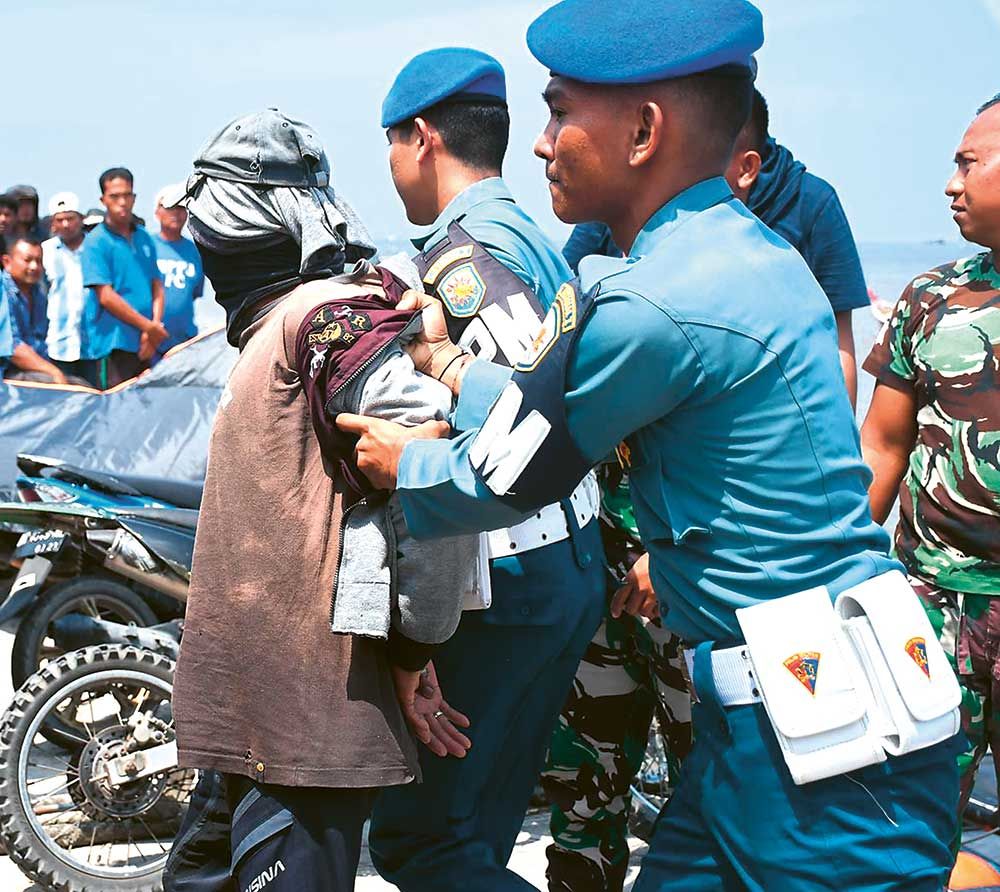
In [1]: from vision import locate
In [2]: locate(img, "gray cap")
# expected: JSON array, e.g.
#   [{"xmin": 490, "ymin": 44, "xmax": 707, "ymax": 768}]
[{"xmin": 164, "ymin": 108, "xmax": 329, "ymax": 207}]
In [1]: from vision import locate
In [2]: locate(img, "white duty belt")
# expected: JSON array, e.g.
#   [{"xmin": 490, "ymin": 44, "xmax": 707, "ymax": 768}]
[
  {"xmin": 486, "ymin": 472, "xmax": 599, "ymax": 560},
  {"xmin": 686, "ymin": 571, "xmax": 962, "ymax": 786}
]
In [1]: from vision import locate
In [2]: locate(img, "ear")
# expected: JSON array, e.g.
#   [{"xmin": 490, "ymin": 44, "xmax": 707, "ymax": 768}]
[
  {"xmin": 737, "ymin": 150, "xmax": 762, "ymax": 192},
  {"xmin": 413, "ymin": 117, "xmax": 435, "ymax": 164},
  {"xmin": 629, "ymin": 100, "xmax": 665, "ymax": 169}
]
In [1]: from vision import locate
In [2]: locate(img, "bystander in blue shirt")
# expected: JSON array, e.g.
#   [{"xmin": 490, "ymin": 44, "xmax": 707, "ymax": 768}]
[
  {"xmin": 80, "ymin": 222, "xmax": 162, "ymax": 358},
  {"xmin": 0, "ymin": 292, "xmax": 13, "ymax": 376},
  {"xmin": 154, "ymin": 233, "xmax": 204, "ymax": 354},
  {"xmin": 1, "ymin": 269, "xmax": 49, "ymax": 357}
]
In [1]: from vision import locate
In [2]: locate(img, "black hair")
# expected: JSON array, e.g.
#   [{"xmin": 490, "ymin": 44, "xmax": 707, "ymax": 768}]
[
  {"xmin": 0, "ymin": 193, "xmax": 17, "ymax": 212},
  {"xmin": 743, "ymin": 89, "xmax": 769, "ymax": 154},
  {"xmin": 0, "ymin": 234, "xmax": 5, "ymax": 256},
  {"xmin": 394, "ymin": 100, "xmax": 510, "ymax": 172},
  {"xmin": 99, "ymin": 166, "xmax": 134, "ymax": 193},
  {"xmin": 670, "ymin": 68, "xmax": 755, "ymax": 163},
  {"xmin": 978, "ymin": 93, "xmax": 1000, "ymax": 115},
  {"xmin": 4, "ymin": 234, "xmax": 41, "ymax": 255}
]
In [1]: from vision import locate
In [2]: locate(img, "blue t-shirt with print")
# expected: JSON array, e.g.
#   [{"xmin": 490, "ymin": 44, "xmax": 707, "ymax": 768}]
[
  {"xmin": 154, "ymin": 234, "xmax": 204, "ymax": 354},
  {"xmin": 80, "ymin": 222, "xmax": 162, "ymax": 358}
]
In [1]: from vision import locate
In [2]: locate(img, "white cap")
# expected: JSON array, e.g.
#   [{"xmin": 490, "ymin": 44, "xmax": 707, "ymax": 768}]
[
  {"xmin": 155, "ymin": 183, "xmax": 187, "ymax": 210},
  {"xmin": 48, "ymin": 191, "xmax": 81, "ymax": 216}
]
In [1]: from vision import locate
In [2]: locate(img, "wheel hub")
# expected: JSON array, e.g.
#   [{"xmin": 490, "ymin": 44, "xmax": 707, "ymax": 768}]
[{"xmin": 76, "ymin": 726, "xmax": 166, "ymax": 818}]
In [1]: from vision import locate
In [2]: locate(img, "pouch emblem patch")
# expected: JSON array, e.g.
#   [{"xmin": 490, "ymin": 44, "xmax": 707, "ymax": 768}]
[
  {"xmin": 438, "ymin": 262, "xmax": 486, "ymax": 317},
  {"xmin": 905, "ymin": 637, "xmax": 930, "ymax": 679},
  {"xmin": 784, "ymin": 652, "xmax": 820, "ymax": 695}
]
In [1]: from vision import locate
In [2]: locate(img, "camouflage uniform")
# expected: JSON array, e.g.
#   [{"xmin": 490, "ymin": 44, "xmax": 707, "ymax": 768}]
[
  {"xmin": 864, "ymin": 252, "xmax": 1000, "ymax": 829},
  {"xmin": 542, "ymin": 460, "xmax": 693, "ymax": 892}
]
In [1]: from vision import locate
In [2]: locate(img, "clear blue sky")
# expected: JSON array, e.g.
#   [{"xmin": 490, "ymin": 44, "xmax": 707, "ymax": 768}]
[{"xmin": 6, "ymin": 0, "xmax": 999, "ymax": 244}]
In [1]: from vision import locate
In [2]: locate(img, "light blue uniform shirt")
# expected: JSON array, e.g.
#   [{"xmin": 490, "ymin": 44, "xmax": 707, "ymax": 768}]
[
  {"xmin": 42, "ymin": 235, "xmax": 86, "ymax": 362},
  {"xmin": 410, "ymin": 177, "xmax": 571, "ymax": 312},
  {"xmin": 80, "ymin": 222, "xmax": 162, "ymax": 358},
  {"xmin": 398, "ymin": 178, "xmax": 898, "ymax": 643},
  {"xmin": 154, "ymin": 234, "xmax": 204, "ymax": 354}
]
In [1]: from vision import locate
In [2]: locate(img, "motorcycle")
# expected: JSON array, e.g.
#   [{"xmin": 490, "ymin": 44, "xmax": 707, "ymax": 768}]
[
  {"xmin": 0, "ymin": 619, "xmax": 194, "ymax": 892},
  {"xmin": 0, "ymin": 455, "xmax": 198, "ymax": 686}
]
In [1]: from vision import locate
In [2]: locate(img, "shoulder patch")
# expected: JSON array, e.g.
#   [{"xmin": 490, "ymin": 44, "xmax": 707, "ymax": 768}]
[
  {"xmin": 438, "ymin": 262, "xmax": 487, "ymax": 318},
  {"xmin": 555, "ymin": 282, "xmax": 577, "ymax": 333},
  {"xmin": 514, "ymin": 300, "xmax": 562, "ymax": 373},
  {"xmin": 422, "ymin": 244, "xmax": 475, "ymax": 285}
]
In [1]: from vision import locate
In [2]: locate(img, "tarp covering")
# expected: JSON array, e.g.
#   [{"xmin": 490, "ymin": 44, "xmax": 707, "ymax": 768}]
[{"xmin": 0, "ymin": 331, "xmax": 236, "ymax": 496}]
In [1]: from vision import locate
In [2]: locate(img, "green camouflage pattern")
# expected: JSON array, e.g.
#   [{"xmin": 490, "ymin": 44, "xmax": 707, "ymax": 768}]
[
  {"xmin": 911, "ymin": 575, "xmax": 1000, "ymax": 852},
  {"xmin": 864, "ymin": 253, "xmax": 1000, "ymax": 593},
  {"xmin": 543, "ymin": 460, "xmax": 692, "ymax": 892}
]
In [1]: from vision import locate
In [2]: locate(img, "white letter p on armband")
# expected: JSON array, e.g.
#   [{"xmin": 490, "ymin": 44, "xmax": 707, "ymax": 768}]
[{"xmin": 469, "ymin": 382, "xmax": 552, "ymax": 496}]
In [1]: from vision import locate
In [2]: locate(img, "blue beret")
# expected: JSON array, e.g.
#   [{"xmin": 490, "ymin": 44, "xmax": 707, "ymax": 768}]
[
  {"xmin": 527, "ymin": 0, "xmax": 764, "ymax": 84},
  {"xmin": 382, "ymin": 48, "xmax": 507, "ymax": 129}
]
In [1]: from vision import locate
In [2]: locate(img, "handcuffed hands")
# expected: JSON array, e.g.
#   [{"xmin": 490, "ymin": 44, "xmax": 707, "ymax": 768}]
[{"xmin": 391, "ymin": 660, "xmax": 471, "ymax": 758}]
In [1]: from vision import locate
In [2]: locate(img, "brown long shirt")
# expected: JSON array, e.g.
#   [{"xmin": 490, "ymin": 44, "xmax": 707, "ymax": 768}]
[{"xmin": 172, "ymin": 275, "xmax": 420, "ymax": 788}]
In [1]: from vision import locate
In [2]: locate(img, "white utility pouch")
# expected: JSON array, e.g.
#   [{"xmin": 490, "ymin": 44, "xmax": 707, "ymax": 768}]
[
  {"xmin": 735, "ymin": 588, "xmax": 885, "ymax": 785},
  {"xmin": 835, "ymin": 570, "xmax": 960, "ymax": 756},
  {"xmin": 462, "ymin": 535, "xmax": 493, "ymax": 611}
]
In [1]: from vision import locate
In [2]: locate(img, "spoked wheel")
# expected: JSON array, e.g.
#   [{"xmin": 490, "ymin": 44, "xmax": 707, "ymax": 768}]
[
  {"xmin": 628, "ymin": 716, "xmax": 675, "ymax": 842},
  {"xmin": 12, "ymin": 576, "xmax": 157, "ymax": 688},
  {"xmin": 0, "ymin": 645, "xmax": 197, "ymax": 892}
]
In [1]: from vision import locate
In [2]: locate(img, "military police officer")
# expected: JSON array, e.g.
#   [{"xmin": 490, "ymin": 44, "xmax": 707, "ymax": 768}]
[
  {"xmin": 339, "ymin": 1, "xmax": 961, "ymax": 888},
  {"xmin": 365, "ymin": 48, "xmax": 607, "ymax": 892}
]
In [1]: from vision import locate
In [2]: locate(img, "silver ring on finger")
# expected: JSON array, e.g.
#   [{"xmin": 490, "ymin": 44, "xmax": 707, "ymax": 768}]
[{"xmin": 433, "ymin": 710, "xmax": 444, "ymax": 718}]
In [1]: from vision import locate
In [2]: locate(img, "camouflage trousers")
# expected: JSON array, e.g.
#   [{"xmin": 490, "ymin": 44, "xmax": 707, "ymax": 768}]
[
  {"xmin": 911, "ymin": 575, "xmax": 1000, "ymax": 820},
  {"xmin": 541, "ymin": 602, "xmax": 692, "ymax": 892}
]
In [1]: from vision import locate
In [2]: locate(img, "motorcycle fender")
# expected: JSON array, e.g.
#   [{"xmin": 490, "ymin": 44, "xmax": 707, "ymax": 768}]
[{"xmin": 0, "ymin": 556, "xmax": 54, "ymax": 623}]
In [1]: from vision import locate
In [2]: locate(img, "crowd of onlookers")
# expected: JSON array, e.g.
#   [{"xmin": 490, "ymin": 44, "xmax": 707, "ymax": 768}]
[{"xmin": 0, "ymin": 169, "xmax": 204, "ymax": 390}]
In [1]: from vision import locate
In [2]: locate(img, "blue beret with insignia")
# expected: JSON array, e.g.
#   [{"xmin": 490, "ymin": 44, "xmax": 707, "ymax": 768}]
[
  {"xmin": 527, "ymin": 0, "xmax": 764, "ymax": 84},
  {"xmin": 382, "ymin": 47, "xmax": 507, "ymax": 129}
]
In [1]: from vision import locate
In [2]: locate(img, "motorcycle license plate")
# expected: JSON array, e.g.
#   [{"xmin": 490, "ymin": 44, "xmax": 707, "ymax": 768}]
[{"xmin": 14, "ymin": 529, "xmax": 68, "ymax": 560}]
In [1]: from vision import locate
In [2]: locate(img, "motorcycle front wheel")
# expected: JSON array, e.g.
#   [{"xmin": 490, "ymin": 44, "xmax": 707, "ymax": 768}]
[{"xmin": 0, "ymin": 644, "xmax": 197, "ymax": 892}]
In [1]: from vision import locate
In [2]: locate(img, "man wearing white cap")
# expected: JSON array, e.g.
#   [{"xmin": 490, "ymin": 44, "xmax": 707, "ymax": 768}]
[
  {"xmin": 41, "ymin": 191, "xmax": 88, "ymax": 379},
  {"xmin": 153, "ymin": 184, "xmax": 204, "ymax": 358}
]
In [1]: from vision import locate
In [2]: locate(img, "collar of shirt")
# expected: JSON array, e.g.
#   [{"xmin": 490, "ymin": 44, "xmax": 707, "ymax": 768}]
[
  {"xmin": 53, "ymin": 237, "xmax": 84, "ymax": 256},
  {"xmin": 409, "ymin": 177, "xmax": 514, "ymax": 253},
  {"xmin": 628, "ymin": 177, "xmax": 734, "ymax": 261}
]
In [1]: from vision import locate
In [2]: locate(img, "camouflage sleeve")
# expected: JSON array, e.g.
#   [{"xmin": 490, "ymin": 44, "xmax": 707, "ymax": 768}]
[{"xmin": 862, "ymin": 281, "xmax": 920, "ymax": 388}]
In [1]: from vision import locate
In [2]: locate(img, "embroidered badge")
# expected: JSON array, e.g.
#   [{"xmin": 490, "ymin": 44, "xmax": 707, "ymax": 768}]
[
  {"xmin": 905, "ymin": 637, "xmax": 931, "ymax": 679},
  {"xmin": 784, "ymin": 652, "xmax": 820, "ymax": 695},
  {"xmin": 308, "ymin": 345, "xmax": 328, "ymax": 379},
  {"xmin": 308, "ymin": 321, "xmax": 356, "ymax": 346},
  {"xmin": 438, "ymin": 262, "xmax": 487, "ymax": 318},
  {"xmin": 311, "ymin": 306, "xmax": 335, "ymax": 330},
  {"xmin": 514, "ymin": 302, "xmax": 561, "ymax": 372},
  {"xmin": 347, "ymin": 312, "xmax": 372, "ymax": 333},
  {"xmin": 555, "ymin": 282, "xmax": 578, "ymax": 333},
  {"xmin": 422, "ymin": 244, "xmax": 475, "ymax": 285}
]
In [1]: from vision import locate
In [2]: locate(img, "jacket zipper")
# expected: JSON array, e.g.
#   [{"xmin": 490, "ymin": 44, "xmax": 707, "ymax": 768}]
[{"xmin": 322, "ymin": 310, "xmax": 422, "ymax": 412}]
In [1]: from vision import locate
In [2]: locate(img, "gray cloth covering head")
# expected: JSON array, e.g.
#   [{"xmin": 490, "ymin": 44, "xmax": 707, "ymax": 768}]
[{"xmin": 182, "ymin": 175, "xmax": 377, "ymax": 273}]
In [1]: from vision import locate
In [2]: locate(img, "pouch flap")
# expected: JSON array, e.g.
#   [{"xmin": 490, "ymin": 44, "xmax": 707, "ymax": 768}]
[
  {"xmin": 835, "ymin": 570, "xmax": 960, "ymax": 723},
  {"xmin": 737, "ymin": 587, "xmax": 866, "ymax": 739}
]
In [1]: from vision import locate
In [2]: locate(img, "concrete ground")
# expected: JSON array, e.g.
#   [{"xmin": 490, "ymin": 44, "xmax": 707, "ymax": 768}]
[{"xmin": 0, "ymin": 625, "xmax": 646, "ymax": 891}]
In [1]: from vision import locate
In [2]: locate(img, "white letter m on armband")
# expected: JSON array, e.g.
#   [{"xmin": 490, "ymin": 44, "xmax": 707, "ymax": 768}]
[{"xmin": 469, "ymin": 382, "xmax": 552, "ymax": 496}]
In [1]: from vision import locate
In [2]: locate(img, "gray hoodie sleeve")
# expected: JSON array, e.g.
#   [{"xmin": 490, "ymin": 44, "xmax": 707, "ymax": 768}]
[{"xmin": 332, "ymin": 346, "xmax": 475, "ymax": 650}]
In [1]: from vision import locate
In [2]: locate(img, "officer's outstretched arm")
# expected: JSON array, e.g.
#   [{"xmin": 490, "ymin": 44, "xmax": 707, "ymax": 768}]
[{"xmin": 396, "ymin": 287, "xmax": 704, "ymax": 540}]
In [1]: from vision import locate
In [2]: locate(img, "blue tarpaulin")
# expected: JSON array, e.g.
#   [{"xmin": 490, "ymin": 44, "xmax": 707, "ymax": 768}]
[{"xmin": 0, "ymin": 331, "xmax": 236, "ymax": 496}]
